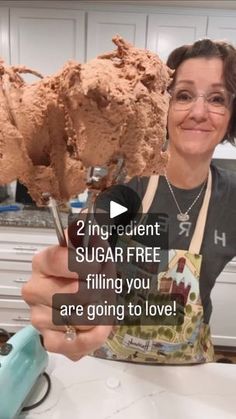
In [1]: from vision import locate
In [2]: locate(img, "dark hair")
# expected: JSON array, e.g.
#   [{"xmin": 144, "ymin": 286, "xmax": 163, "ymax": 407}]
[{"xmin": 166, "ymin": 39, "xmax": 236, "ymax": 145}]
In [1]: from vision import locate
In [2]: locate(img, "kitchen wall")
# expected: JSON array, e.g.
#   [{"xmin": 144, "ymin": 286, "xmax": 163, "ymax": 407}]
[{"xmin": 0, "ymin": 0, "xmax": 236, "ymax": 160}]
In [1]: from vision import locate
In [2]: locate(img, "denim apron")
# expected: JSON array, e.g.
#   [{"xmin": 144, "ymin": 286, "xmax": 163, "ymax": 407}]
[{"xmin": 93, "ymin": 170, "xmax": 214, "ymax": 364}]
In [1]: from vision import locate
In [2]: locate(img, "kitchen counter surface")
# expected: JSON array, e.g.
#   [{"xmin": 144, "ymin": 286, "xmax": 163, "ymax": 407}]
[
  {"xmin": 19, "ymin": 354, "xmax": 236, "ymax": 419},
  {"xmin": 0, "ymin": 204, "xmax": 68, "ymax": 229}
]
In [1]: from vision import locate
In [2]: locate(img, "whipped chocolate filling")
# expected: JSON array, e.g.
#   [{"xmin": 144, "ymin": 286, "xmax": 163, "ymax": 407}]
[{"xmin": 0, "ymin": 36, "xmax": 172, "ymax": 205}]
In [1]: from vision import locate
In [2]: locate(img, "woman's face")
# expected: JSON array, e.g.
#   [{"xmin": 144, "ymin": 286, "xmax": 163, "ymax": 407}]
[{"xmin": 167, "ymin": 57, "xmax": 232, "ymax": 158}]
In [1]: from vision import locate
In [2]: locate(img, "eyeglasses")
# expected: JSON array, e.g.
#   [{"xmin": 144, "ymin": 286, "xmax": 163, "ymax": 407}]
[{"xmin": 169, "ymin": 87, "xmax": 235, "ymax": 115}]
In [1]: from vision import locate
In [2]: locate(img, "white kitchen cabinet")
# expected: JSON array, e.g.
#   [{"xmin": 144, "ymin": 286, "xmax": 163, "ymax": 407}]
[
  {"xmin": 207, "ymin": 16, "xmax": 236, "ymax": 159},
  {"xmin": 0, "ymin": 7, "xmax": 10, "ymax": 63},
  {"xmin": 0, "ymin": 298, "xmax": 30, "ymax": 333},
  {"xmin": 0, "ymin": 226, "xmax": 57, "ymax": 332},
  {"xmin": 10, "ymin": 7, "xmax": 85, "ymax": 82},
  {"xmin": 213, "ymin": 143, "xmax": 236, "ymax": 160},
  {"xmin": 146, "ymin": 13, "xmax": 207, "ymax": 61},
  {"xmin": 86, "ymin": 11, "xmax": 146, "ymax": 60},
  {"xmin": 210, "ymin": 258, "xmax": 236, "ymax": 347},
  {"xmin": 207, "ymin": 16, "xmax": 236, "ymax": 45},
  {"xmin": 0, "ymin": 260, "xmax": 31, "ymax": 297},
  {"xmin": 0, "ymin": 227, "xmax": 57, "ymax": 261}
]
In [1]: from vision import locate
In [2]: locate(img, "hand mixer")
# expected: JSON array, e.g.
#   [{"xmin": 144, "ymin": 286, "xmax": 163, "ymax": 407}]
[{"xmin": 0, "ymin": 326, "xmax": 49, "ymax": 419}]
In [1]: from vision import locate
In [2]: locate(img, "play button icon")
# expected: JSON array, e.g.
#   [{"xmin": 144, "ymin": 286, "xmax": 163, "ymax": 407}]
[
  {"xmin": 110, "ymin": 201, "xmax": 128, "ymax": 218},
  {"xmin": 93, "ymin": 183, "xmax": 143, "ymax": 231}
]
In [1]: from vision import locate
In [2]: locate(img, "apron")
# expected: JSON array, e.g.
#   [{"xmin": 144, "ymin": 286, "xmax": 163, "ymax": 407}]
[{"xmin": 93, "ymin": 171, "xmax": 214, "ymax": 364}]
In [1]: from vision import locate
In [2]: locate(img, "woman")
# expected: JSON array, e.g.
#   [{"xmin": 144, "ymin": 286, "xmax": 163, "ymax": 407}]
[{"xmin": 22, "ymin": 39, "xmax": 236, "ymax": 363}]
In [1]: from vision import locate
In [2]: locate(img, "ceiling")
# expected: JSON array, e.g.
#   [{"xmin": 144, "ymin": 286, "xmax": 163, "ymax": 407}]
[
  {"xmin": 83, "ymin": 0, "xmax": 236, "ymax": 9},
  {"xmin": 2, "ymin": 0, "xmax": 236, "ymax": 10}
]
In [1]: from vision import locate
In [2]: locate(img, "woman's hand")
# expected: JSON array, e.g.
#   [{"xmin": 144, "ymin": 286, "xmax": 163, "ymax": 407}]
[{"xmin": 22, "ymin": 243, "xmax": 114, "ymax": 361}]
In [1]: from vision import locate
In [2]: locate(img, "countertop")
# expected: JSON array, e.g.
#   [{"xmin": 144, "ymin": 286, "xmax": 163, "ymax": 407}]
[
  {"xmin": 19, "ymin": 355, "xmax": 236, "ymax": 419},
  {"xmin": 0, "ymin": 204, "xmax": 68, "ymax": 229}
]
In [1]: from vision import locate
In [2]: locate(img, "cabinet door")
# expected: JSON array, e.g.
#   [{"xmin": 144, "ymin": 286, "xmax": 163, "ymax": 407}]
[
  {"xmin": 0, "ymin": 261, "xmax": 31, "ymax": 296},
  {"xmin": 210, "ymin": 259, "xmax": 236, "ymax": 347},
  {"xmin": 10, "ymin": 7, "xmax": 85, "ymax": 82},
  {"xmin": 0, "ymin": 226, "xmax": 57, "ymax": 262},
  {"xmin": 86, "ymin": 11, "xmax": 146, "ymax": 61},
  {"xmin": 0, "ymin": 7, "xmax": 10, "ymax": 63},
  {"xmin": 207, "ymin": 16, "xmax": 236, "ymax": 159},
  {"xmin": 207, "ymin": 16, "xmax": 236, "ymax": 44},
  {"xmin": 212, "ymin": 143, "xmax": 236, "ymax": 160},
  {"xmin": 147, "ymin": 14, "xmax": 207, "ymax": 61},
  {"xmin": 0, "ymin": 298, "xmax": 30, "ymax": 333}
]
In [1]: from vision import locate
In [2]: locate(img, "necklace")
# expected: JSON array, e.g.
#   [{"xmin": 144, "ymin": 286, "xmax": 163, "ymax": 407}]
[{"xmin": 164, "ymin": 174, "xmax": 207, "ymax": 222}]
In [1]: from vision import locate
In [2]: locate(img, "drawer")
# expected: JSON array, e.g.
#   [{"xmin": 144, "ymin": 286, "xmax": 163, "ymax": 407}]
[
  {"xmin": 0, "ymin": 261, "xmax": 31, "ymax": 296},
  {"xmin": 0, "ymin": 298, "xmax": 31, "ymax": 333},
  {"xmin": 0, "ymin": 226, "xmax": 58, "ymax": 245},
  {"xmin": 216, "ymin": 270, "xmax": 236, "ymax": 284},
  {"xmin": 0, "ymin": 242, "xmax": 47, "ymax": 261},
  {"xmin": 211, "ymin": 271, "xmax": 236, "ymax": 347},
  {"xmin": 0, "ymin": 227, "xmax": 58, "ymax": 261},
  {"xmin": 223, "ymin": 258, "xmax": 236, "ymax": 274}
]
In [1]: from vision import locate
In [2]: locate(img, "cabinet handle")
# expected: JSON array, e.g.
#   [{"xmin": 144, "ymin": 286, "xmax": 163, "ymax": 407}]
[
  {"xmin": 13, "ymin": 246, "xmax": 38, "ymax": 253},
  {"xmin": 14, "ymin": 278, "xmax": 28, "ymax": 283},
  {"xmin": 12, "ymin": 316, "xmax": 30, "ymax": 322}
]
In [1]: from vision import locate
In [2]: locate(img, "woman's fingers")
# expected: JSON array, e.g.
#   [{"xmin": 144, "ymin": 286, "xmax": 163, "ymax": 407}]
[
  {"xmin": 32, "ymin": 245, "xmax": 77, "ymax": 277},
  {"xmin": 40, "ymin": 325, "xmax": 112, "ymax": 361},
  {"xmin": 30, "ymin": 304, "xmax": 94, "ymax": 333},
  {"xmin": 32, "ymin": 245, "xmax": 101, "ymax": 279},
  {"xmin": 21, "ymin": 227, "xmax": 117, "ymax": 361},
  {"xmin": 22, "ymin": 274, "xmax": 79, "ymax": 307}
]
